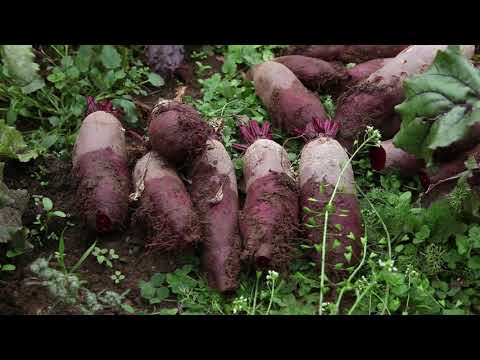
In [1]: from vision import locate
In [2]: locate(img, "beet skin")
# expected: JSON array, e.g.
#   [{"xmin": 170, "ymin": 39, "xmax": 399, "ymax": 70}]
[
  {"xmin": 273, "ymin": 55, "xmax": 349, "ymax": 93},
  {"xmin": 189, "ymin": 139, "xmax": 241, "ymax": 294},
  {"xmin": 72, "ymin": 111, "xmax": 131, "ymax": 233},
  {"xmin": 299, "ymin": 134, "xmax": 362, "ymax": 282},
  {"xmin": 249, "ymin": 61, "xmax": 328, "ymax": 135},
  {"xmin": 240, "ymin": 172, "xmax": 299, "ymax": 271},
  {"xmin": 149, "ymin": 101, "xmax": 211, "ymax": 166},
  {"xmin": 132, "ymin": 152, "xmax": 200, "ymax": 251},
  {"xmin": 285, "ymin": 45, "xmax": 408, "ymax": 63},
  {"xmin": 73, "ymin": 148, "xmax": 130, "ymax": 233}
]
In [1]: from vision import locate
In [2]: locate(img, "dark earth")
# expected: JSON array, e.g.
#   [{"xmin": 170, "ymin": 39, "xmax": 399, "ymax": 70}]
[{"xmin": 0, "ymin": 50, "xmax": 225, "ymax": 315}]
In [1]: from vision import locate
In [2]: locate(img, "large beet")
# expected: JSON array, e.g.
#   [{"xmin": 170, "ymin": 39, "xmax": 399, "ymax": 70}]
[
  {"xmin": 132, "ymin": 152, "xmax": 200, "ymax": 251},
  {"xmin": 334, "ymin": 45, "xmax": 475, "ymax": 150},
  {"xmin": 285, "ymin": 45, "xmax": 408, "ymax": 63},
  {"xmin": 189, "ymin": 139, "xmax": 241, "ymax": 294},
  {"xmin": 145, "ymin": 45, "xmax": 185, "ymax": 78},
  {"xmin": 235, "ymin": 121, "xmax": 299, "ymax": 271},
  {"xmin": 72, "ymin": 111, "xmax": 131, "ymax": 233},
  {"xmin": 248, "ymin": 61, "xmax": 328, "ymax": 135},
  {"xmin": 273, "ymin": 55, "xmax": 349, "ymax": 93},
  {"xmin": 299, "ymin": 119, "xmax": 362, "ymax": 282}
]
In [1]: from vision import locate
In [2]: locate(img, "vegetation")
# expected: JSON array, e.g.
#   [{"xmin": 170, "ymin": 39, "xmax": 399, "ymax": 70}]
[{"xmin": 2, "ymin": 44, "xmax": 480, "ymax": 315}]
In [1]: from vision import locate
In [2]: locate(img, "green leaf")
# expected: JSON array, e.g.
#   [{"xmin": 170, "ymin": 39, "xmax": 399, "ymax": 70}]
[
  {"xmin": 147, "ymin": 73, "xmax": 165, "ymax": 87},
  {"xmin": 140, "ymin": 282, "xmax": 156, "ymax": 299},
  {"xmin": 1, "ymin": 45, "xmax": 42, "ymax": 86},
  {"xmin": 51, "ymin": 211, "xmax": 66, "ymax": 218},
  {"xmin": 443, "ymin": 308, "xmax": 465, "ymax": 315},
  {"xmin": 42, "ymin": 197, "xmax": 53, "ymax": 211},
  {"xmin": 150, "ymin": 273, "xmax": 166, "ymax": 287},
  {"xmin": 111, "ymin": 98, "xmax": 138, "ymax": 124},
  {"xmin": 393, "ymin": 45, "xmax": 480, "ymax": 166},
  {"xmin": 100, "ymin": 45, "xmax": 122, "ymax": 69},
  {"xmin": 467, "ymin": 256, "xmax": 480, "ymax": 270},
  {"xmin": 0, "ymin": 120, "xmax": 37, "ymax": 162},
  {"xmin": 1, "ymin": 264, "xmax": 16, "ymax": 271},
  {"xmin": 155, "ymin": 287, "xmax": 170, "ymax": 301}
]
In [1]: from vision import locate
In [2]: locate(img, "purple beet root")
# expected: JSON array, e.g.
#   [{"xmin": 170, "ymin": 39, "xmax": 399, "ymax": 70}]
[
  {"xmin": 148, "ymin": 100, "xmax": 211, "ymax": 166},
  {"xmin": 419, "ymin": 144, "xmax": 480, "ymax": 190},
  {"xmin": 285, "ymin": 45, "xmax": 408, "ymax": 63},
  {"xmin": 145, "ymin": 45, "xmax": 185, "ymax": 78},
  {"xmin": 248, "ymin": 61, "xmax": 328, "ymax": 136},
  {"xmin": 240, "ymin": 172, "xmax": 299, "ymax": 271},
  {"xmin": 334, "ymin": 45, "xmax": 475, "ymax": 150},
  {"xmin": 369, "ymin": 139, "xmax": 424, "ymax": 175},
  {"xmin": 273, "ymin": 55, "xmax": 350, "ymax": 93},
  {"xmin": 298, "ymin": 119, "xmax": 363, "ymax": 282},
  {"xmin": 132, "ymin": 152, "xmax": 200, "ymax": 251},
  {"xmin": 235, "ymin": 121, "xmax": 299, "ymax": 271},
  {"xmin": 378, "ymin": 114, "xmax": 402, "ymax": 140},
  {"xmin": 346, "ymin": 58, "xmax": 392, "ymax": 83},
  {"xmin": 72, "ymin": 111, "xmax": 131, "ymax": 233},
  {"xmin": 189, "ymin": 139, "xmax": 241, "ymax": 294}
]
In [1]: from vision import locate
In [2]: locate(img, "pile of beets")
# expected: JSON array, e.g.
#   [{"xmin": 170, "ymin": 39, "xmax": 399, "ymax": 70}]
[{"xmin": 72, "ymin": 45, "xmax": 476, "ymax": 294}]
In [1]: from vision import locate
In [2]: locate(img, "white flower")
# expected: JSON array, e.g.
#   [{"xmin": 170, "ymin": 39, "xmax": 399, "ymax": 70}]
[{"xmin": 266, "ymin": 270, "xmax": 279, "ymax": 283}]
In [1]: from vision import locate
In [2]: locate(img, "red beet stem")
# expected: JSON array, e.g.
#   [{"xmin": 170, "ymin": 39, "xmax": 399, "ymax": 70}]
[
  {"xmin": 369, "ymin": 145, "xmax": 387, "ymax": 171},
  {"xmin": 233, "ymin": 120, "xmax": 272, "ymax": 150}
]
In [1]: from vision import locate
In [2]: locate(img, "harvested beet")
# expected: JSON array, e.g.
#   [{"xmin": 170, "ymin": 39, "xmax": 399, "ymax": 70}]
[
  {"xmin": 298, "ymin": 118, "xmax": 362, "ymax": 282},
  {"xmin": 132, "ymin": 152, "xmax": 200, "ymax": 251},
  {"xmin": 346, "ymin": 58, "xmax": 392, "ymax": 83},
  {"xmin": 145, "ymin": 45, "xmax": 185, "ymax": 78},
  {"xmin": 248, "ymin": 60, "xmax": 328, "ymax": 135},
  {"xmin": 234, "ymin": 121, "xmax": 299, "ymax": 271},
  {"xmin": 369, "ymin": 139, "xmax": 424, "ymax": 175},
  {"xmin": 378, "ymin": 114, "xmax": 402, "ymax": 140},
  {"xmin": 334, "ymin": 45, "xmax": 475, "ymax": 150},
  {"xmin": 72, "ymin": 111, "xmax": 131, "ymax": 233},
  {"xmin": 273, "ymin": 55, "xmax": 349, "ymax": 93},
  {"xmin": 189, "ymin": 139, "xmax": 241, "ymax": 294},
  {"xmin": 148, "ymin": 100, "xmax": 211, "ymax": 166},
  {"xmin": 419, "ymin": 144, "xmax": 480, "ymax": 190},
  {"xmin": 285, "ymin": 45, "xmax": 408, "ymax": 63}
]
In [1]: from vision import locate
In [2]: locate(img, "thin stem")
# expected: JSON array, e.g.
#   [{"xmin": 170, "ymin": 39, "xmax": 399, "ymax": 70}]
[
  {"xmin": 334, "ymin": 230, "xmax": 369, "ymax": 314},
  {"xmin": 347, "ymin": 282, "xmax": 376, "ymax": 315},
  {"xmin": 250, "ymin": 272, "xmax": 261, "ymax": 315},
  {"xmin": 266, "ymin": 279, "xmax": 276, "ymax": 315}
]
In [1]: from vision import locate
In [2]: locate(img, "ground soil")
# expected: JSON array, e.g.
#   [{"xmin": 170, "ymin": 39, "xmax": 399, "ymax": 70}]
[{"xmin": 0, "ymin": 50, "xmax": 223, "ymax": 315}]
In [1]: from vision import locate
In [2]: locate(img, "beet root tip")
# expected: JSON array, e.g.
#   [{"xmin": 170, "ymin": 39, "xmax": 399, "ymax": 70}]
[
  {"xmin": 254, "ymin": 243, "xmax": 273, "ymax": 268},
  {"xmin": 369, "ymin": 145, "xmax": 387, "ymax": 171}
]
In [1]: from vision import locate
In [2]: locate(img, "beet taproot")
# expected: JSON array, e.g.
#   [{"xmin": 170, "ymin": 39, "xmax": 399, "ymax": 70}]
[
  {"xmin": 248, "ymin": 61, "xmax": 328, "ymax": 135},
  {"xmin": 346, "ymin": 58, "xmax": 392, "ymax": 83},
  {"xmin": 72, "ymin": 111, "xmax": 131, "ymax": 233},
  {"xmin": 148, "ymin": 100, "xmax": 211, "ymax": 166},
  {"xmin": 273, "ymin": 55, "xmax": 349, "ymax": 93},
  {"xmin": 285, "ymin": 45, "xmax": 408, "ymax": 63},
  {"xmin": 298, "ymin": 118, "xmax": 362, "ymax": 282},
  {"xmin": 189, "ymin": 139, "xmax": 241, "ymax": 294},
  {"xmin": 235, "ymin": 121, "xmax": 299, "ymax": 271},
  {"xmin": 334, "ymin": 45, "xmax": 475, "ymax": 150},
  {"xmin": 132, "ymin": 151, "xmax": 200, "ymax": 251}
]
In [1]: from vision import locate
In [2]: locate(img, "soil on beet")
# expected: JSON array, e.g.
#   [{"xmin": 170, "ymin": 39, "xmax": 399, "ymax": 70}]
[{"xmin": 0, "ymin": 51, "xmax": 220, "ymax": 314}]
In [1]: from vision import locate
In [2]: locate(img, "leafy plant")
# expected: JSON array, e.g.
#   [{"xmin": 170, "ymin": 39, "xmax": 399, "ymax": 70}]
[
  {"xmin": 92, "ymin": 247, "xmax": 119, "ymax": 268},
  {"xmin": 111, "ymin": 270, "xmax": 125, "ymax": 284},
  {"xmin": 0, "ymin": 119, "xmax": 37, "ymax": 162},
  {"xmin": 30, "ymin": 195, "xmax": 67, "ymax": 244},
  {"xmin": 393, "ymin": 45, "xmax": 480, "ymax": 166}
]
